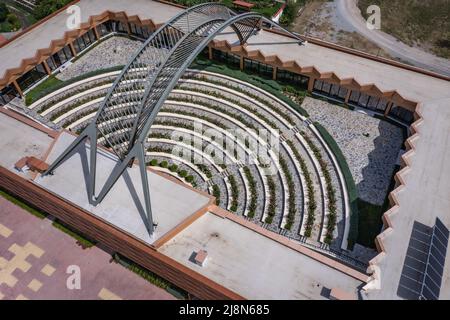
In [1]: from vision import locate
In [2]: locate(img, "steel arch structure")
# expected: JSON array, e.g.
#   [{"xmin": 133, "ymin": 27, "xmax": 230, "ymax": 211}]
[{"xmin": 44, "ymin": 2, "xmax": 303, "ymax": 235}]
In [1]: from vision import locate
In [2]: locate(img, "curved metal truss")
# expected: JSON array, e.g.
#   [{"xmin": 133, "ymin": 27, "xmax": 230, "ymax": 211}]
[{"xmin": 44, "ymin": 2, "xmax": 303, "ymax": 235}]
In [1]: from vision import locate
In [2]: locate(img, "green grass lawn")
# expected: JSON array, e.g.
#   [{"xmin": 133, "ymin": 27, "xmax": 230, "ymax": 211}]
[
  {"xmin": 0, "ymin": 188, "xmax": 48, "ymax": 219},
  {"xmin": 112, "ymin": 253, "xmax": 188, "ymax": 299},
  {"xmin": 25, "ymin": 65, "xmax": 124, "ymax": 106},
  {"xmin": 0, "ymin": 187, "xmax": 95, "ymax": 249},
  {"xmin": 356, "ymin": 165, "xmax": 401, "ymax": 248},
  {"xmin": 52, "ymin": 219, "xmax": 96, "ymax": 249},
  {"xmin": 25, "ymin": 76, "xmax": 63, "ymax": 105},
  {"xmin": 356, "ymin": 199, "xmax": 384, "ymax": 248}
]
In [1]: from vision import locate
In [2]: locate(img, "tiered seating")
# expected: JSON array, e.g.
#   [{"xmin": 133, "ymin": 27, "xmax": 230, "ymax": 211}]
[{"xmin": 29, "ymin": 69, "xmax": 347, "ymax": 246}]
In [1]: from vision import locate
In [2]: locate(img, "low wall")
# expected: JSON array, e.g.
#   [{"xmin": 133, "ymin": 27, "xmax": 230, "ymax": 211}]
[{"xmin": 0, "ymin": 166, "xmax": 243, "ymax": 300}]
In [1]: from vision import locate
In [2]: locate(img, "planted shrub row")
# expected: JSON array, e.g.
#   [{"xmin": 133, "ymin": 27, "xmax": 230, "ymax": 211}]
[
  {"xmin": 161, "ymin": 104, "xmax": 229, "ymax": 130},
  {"xmin": 39, "ymin": 80, "xmax": 112, "ymax": 114},
  {"xmin": 228, "ymin": 175, "xmax": 239, "ymax": 212},
  {"xmin": 301, "ymin": 131, "xmax": 337, "ymax": 244},
  {"xmin": 183, "ymin": 75, "xmax": 296, "ymax": 126},
  {"xmin": 147, "ymin": 158, "xmax": 196, "ymax": 187},
  {"xmin": 264, "ymin": 176, "xmax": 277, "ymax": 224},
  {"xmin": 26, "ymin": 65, "xmax": 124, "ymax": 106},
  {"xmin": 175, "ymin": 85, "xmax": 279, "ymax": 130},
  {"xmin": 212, "ymin": 184, "xmax": 221, "ymax": 206},
  {"xmin": 278, "ymin": 156, "xmax": 297, "ymax": 230},
  {"xmin": 166, "ymin": 96, "xmax": 259, "ymax": 132},
  {"xmin": 313, "ymin": 122, "xmax": 359, "ymax": 247},
  {"xmin": 197, "ymin": 164, "xmax": 213, "ymax": 179},
  {"xmin": 189, "ymin": 59, "xmax": 309, "ymax": 117},
  {"xmin": 243, "ymin": 167, "xmax": 257, "ymax": 218},
  {"xmin": 62, "ymin": 107, "xmax": 98, "ymax": 129},
  {"xmin": 286, "ymin": 140, "xmax": 316, "ymax": 237},
  {"xmin": 50, "ymin": 93, "xmax": 105, "ymax": 122}
]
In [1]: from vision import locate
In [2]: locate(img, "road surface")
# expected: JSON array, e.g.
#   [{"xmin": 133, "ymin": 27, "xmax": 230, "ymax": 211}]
[{"xmin": 335, "ymin": 0, "xmax": 450, "ymax": 77}]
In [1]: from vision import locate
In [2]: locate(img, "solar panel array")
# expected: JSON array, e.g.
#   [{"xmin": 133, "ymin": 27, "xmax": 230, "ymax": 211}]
[
  {"xmin": 419, "ymin": 218, "xmax": 449, "ymax": 300},
  {"xmin": 397, "ymin": 218, "xmax": 449, "ymax": 300}
]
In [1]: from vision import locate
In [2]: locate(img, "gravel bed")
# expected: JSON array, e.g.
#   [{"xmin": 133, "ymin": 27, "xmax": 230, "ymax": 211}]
[
  {"xmin": 301, "ymin": 97, "xmax": 404, "ymax": 205},
  {"xmin": 279, "ymin": 149, "xmax": 305, "ymax": 239},
  {"xmin": 305, "ymin": 128, "xmax": 345, "ymax": 247},
  {"xmin": 57, "ymin": 36, "xmax": 142, "ymax": 81},
  {"xmin": 226, "ymin": 165, "xmax": 247, "ymax": 216}
]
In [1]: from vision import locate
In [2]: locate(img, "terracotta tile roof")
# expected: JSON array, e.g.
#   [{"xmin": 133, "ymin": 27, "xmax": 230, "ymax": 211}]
[{"xmin": 232, "ymin": 1, "xmax": 255, "ymax": 9}]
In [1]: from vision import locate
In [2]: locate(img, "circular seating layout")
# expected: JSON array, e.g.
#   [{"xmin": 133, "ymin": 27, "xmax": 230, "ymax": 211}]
[{"xmin": 29, "ymin": 69, "xmax": 348, "ymax": 249}]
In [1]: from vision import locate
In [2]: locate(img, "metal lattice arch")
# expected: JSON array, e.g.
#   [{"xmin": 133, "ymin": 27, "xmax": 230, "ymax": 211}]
[{"xmin": 44, "ymin": 2, "xmax": 303, "ymax": 235}]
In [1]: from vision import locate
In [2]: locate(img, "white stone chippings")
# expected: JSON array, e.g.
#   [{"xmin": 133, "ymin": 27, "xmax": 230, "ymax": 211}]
[
  {"xmin": 57, "ymin": 37, "xmax": 143, "ymax": 81},
  {"xmin": 301, "ymin": 97, "xmax": 404, "ymax": 205}
]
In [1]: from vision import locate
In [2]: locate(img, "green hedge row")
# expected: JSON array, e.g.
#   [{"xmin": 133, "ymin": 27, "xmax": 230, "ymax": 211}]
[
  {"xmin": 313, "ymin": 122, "xmax": 359, "ymax": 248},
  {"xmin": 52, "ymin": 219, "xmax": 96, "ymax": 249},
  {"xmin": 112, "ymin": 253, "xmax": 188, "ymax": 299}
]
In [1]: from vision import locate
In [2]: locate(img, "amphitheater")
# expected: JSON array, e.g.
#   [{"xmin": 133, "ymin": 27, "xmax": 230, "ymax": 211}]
[{"xmin": 0, "ymin": 0, "xmax": 449, "ymax": 300}]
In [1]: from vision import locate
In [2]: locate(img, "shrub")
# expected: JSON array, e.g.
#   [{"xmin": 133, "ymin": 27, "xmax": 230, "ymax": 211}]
[
  {"xmin": 264, "ymin": 176, "xmax": 276, "ymax": 224},
  {"xmin": 197, "ymin": 164, "xmax": 212, "ymax": 178},
  {"xmin": 301, "ymin": 130, "xmax": 338, "ymax": 244},
  {"xmin": 286, "ymin": 140, "xmax": 316, "ymax": 237},
  {"xmin": 280, "ymin": 0, "xmax": 306, "ymax": 26},
  {"xmin": 243, "ymin": 167, "xmax": 257, "ymax": 218},
  {"xmin": 185, "ymin": 175, "xmax": 194, "ymax": 183},
  {"xmin": 178, "ymin": 170, "xmax": 188, "ymax": 178},
  {"xmin": 169, "ymin": 164, "xmax": 178, "ymax": 172},
  {"xmin": 212, "ymin": 184, "xmax": 221, "ymax": 206},
  {"xmin": 6, "ymin": 13, "xmax": 19, "ymax": 25},
  {"xmin": 228, "ymin": 175, "xmax": 239, "ymax": 212},
  {"xmin": 159, "ymin": 160, "xmax": 168, "ymax": 168},
  {"xmin": 279, "ymin": 157, "xmax": 296, "ymax": 230},
  {"xmin": 33, "ymin": 0, "xmax": 72, "ymax": 20},
  {"xmin": 149, "ymin": 159, "xmax": 158, "ymax": 166}
]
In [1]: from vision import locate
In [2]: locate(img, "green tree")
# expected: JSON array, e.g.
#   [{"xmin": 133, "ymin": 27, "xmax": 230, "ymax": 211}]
[
  {"xmin": 0, "ymin": 3, "xmax": 9, "ymax": 22},
  {"xmin": 7, "ymin": 13, "xmax": 20, "ymax": 29},
  {"xmin": 33, "ymin": 0, "xmax": 72, "ymax": 20}
]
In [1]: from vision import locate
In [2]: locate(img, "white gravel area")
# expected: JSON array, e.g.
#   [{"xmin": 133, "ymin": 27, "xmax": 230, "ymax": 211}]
[
  {"xmin": 57, "ymin": 36, "xmax": 142, "ymax": 81},
  {"xmin": 301, "ymin": 97, "xmax": 404, "ymax": 206}
]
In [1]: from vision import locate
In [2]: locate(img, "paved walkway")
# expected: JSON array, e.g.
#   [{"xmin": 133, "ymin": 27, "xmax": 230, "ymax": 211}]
[
  {"xmin": 335, "ymin": 0, "xmax": 450, "ymax": 76},
  {"xmin": 0, "ymin": 196, "xmax": 176, "ymax": 300}
]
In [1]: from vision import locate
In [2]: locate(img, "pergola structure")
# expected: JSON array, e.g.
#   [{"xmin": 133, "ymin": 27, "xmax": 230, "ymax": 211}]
[{"xmin": 43, "ymin": 2, "xmax": 303, "ymax": 235}]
